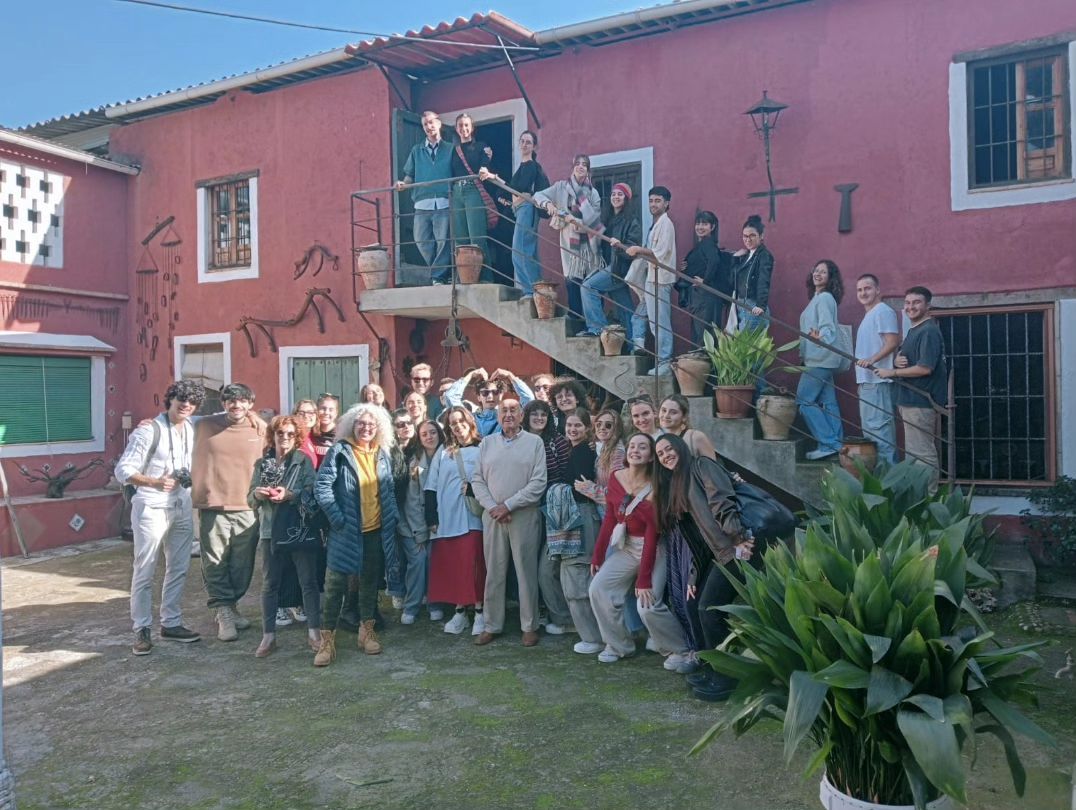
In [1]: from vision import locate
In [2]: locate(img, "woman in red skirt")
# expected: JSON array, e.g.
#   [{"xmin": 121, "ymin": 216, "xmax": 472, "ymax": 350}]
[{"xmin": 424, "ymin": 406, "xmax": 487, "ymax": 635}]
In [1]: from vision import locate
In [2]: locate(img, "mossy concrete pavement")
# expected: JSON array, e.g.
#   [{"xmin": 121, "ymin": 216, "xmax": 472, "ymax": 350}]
[{"xmin": 2, "ymin": 542, "xmax": 1074, "ymax": 810}]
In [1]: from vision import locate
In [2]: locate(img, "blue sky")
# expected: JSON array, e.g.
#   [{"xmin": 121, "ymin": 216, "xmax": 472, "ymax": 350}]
[{"xmin": 3, "ymin": 0, "xmax": 638, "ymax": 128}]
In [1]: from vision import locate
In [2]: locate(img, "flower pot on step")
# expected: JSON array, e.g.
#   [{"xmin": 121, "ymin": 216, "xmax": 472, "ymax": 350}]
[
  {"xmin": 819, "ymin": 774, "xmax": 955, "ymax": 810},
  {"xmin": 714, "ymin": 385, "xmax": 754, "ymax": 419},
  {"xmin": 355, "ymin": 246, "xmax": 392, "ymax": 290},
  {"xmin": 672, "ymin": 351, "xmax": 710, "ymax": 396},
  {"xmin": 838, "ymin": 437, "xmax": 878, "ymax": 479},
  {"xmin": 455, "ymin": 245, "xmax": 483, "ymax": 284},
  {"xmin": 533, "ymin": 281, "xmax": 559, "ymax": 320},
  {"xmin": 755, "ymin": 393, "xmax": 797, "ymax": 440},
  {"xmin": 600, "ymin": 326, "xmax": 626, "ymax": 356}
]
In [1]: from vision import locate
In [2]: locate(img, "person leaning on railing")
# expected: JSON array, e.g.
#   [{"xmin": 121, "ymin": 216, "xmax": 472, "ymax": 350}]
[
  {"xmin": 676, "ymin": 210, "xmax": 733, "ymax": 347},
  {"xmin": 396, "ymin": 110, "xmax": 454, "ymax": 284},
  {"xmin": 729, "ymin": 214, "xmax": 774, "ymax": 333},
  {"xmin": 449, "ymin": 113, "xmax": 495, "ymax": 274},
  {"xmin": 625, "ymin": 186, "xmax": 677, "ymax": 377},
  {"xmin": 797, "ymin": 260, "xmax": 846, "ymax": 461},
  {"xmin": 579, "ymin": 182, "xmax": 641, "ymax": 339}
]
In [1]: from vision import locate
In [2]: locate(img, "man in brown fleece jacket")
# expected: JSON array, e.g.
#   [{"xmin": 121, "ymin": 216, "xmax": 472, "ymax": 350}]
[{"xmin": 191, "ymin": 382, "xmax": 266, "ymax": 642}]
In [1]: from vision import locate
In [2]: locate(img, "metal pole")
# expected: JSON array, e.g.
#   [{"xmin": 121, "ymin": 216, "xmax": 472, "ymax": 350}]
[{"xmin": 0, "ymin": 563, "xmax": 17, "ymax": 809}]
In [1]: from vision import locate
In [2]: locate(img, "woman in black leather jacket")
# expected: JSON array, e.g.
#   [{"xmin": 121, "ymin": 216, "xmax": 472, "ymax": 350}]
[{"xmin": 730, "ymin": 213, "xmax": 775, "ymax": 333}]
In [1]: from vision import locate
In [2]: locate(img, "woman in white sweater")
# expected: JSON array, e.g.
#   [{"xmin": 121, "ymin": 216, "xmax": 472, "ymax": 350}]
[{"xmin": 797, "ymin": 259, "xmax": 846, "ymax": 460}]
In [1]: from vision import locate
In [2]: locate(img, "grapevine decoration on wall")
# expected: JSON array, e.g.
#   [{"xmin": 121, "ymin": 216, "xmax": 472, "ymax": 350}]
[{"xmin": 17, "ymin": 459, "xmax": 110, "ymax": 499}]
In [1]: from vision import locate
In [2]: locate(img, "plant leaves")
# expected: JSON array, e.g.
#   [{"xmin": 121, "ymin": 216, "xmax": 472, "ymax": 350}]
[
  {"xmin": 978, "ymin": 723, "xmax": 1027, "ymax": 796},
  {"xmin": 814, "ymin": 660, "xmax": 871, "ymax": 689},
  {"xmin": 977, "ymin": 689, "xmax": 1055, "ymax": 745},
  {"xmin": 784, "ymin": 670, "xmax": 829, "ymax": 762},
  {"xmin": 866, "ymin": 665, "xmax": 914, "ymax": 715},
  {"xmin": 863, "ymin": 633, "xmax": 893, "ymax": 664},
  {"xmin": 897, "ymin": 709, "xmax": 967, "ymax": 804},
  {"xmin": 903, "ymin": 694, "xmax": 945, "ymax": 722}
]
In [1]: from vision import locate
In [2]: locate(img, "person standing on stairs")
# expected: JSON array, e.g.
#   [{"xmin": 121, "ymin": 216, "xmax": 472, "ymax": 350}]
[
  {"xmin": 396, "ymin": 110, "xmax": 454, "ymax": 285},
  {"xmin": 675, "ymin": 211, "xmax": 732, "ymax": 348},
  {"xmin": 580, "ymin": 182, "xmax": 641, "ymax": 338},
  {"xmin": 626, "ymin": 187, "xmax": 677, "ymax": 376},
  {"xmin": 797, "ymin": 260, "xmax": 846, "ymax": 461},
  {"xmin": 449, "ymin": 113, "xmax": 495, "ymax": 281},
  {"xmin": 853, "ymin": 273, "xmax": 900, "ymax": 466}
]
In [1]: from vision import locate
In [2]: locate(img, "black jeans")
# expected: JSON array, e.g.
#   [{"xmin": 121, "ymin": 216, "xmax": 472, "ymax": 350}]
[
  {"xmin": 322, "ymin": 530, "xmax": 385, "ymax": 631},
  {"xmin": 260, "ymin": 541, "xmax": 321, "ymax": 633},
  {"xmin": 697, "ymin": 562, "xmax": 744, "ymax": 650}
]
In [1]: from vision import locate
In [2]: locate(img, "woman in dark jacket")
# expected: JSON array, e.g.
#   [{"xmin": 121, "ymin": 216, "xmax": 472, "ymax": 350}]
[
  {"xmin": 730, "ymin": 214, "xmax": 775, "ymax": 333},
  {"xmin": 654, "ymin": 433, "xmax": 754, "ymax": 701},
  {"xmin": 313, "ymin": 403, "xmax": 401, "ymax": 666},
  {"xmin": 579, "ymin": 182, "xmax": 643, "ymax": 337},
  {"xmin": 249, "ymin": 414, "xmax": 321, "ymax": 659},
  {"xmin": 676, "ymin": 210, "xmax": 733, "ymax": 347},
  {"xmin": 450, "ymin": 113, "xmax": 494, "ymax": 274}
]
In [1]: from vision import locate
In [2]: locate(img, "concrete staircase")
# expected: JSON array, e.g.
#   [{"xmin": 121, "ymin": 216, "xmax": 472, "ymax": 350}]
[{"xmin": 360, "ymin": 281, "xmax": 835, "ymax": 507}]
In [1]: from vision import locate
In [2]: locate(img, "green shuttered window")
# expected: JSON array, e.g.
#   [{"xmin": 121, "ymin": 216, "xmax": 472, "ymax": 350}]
[{"xmin": 0, "ymin": 355, "xmax": 93, "ymax": 445}]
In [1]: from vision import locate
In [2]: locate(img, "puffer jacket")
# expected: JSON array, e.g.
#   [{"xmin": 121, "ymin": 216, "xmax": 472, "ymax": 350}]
[{"xmin": 314, "ymin": 440, "xmax": 401, "ymax": 586}]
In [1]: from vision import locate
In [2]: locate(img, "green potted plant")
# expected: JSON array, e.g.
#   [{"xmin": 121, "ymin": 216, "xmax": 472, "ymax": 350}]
[
  {"xmin": 693, "ymin": 463, "xmax": 1052, "ymax": 810},
  {"xmin": 701, "ymin": 325, "xmax": 775, "ymax": 418}
]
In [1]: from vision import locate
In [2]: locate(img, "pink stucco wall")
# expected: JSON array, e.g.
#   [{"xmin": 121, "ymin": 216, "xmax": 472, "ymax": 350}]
[{"xmin": 109, "ymin": 67, "xmax": 395, "ymax": 418}]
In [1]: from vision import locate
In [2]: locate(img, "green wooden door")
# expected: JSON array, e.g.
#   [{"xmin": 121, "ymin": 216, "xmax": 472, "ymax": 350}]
[{"xmin": 290, "ymin": 355, "xmax": 363, "ymax": 412}]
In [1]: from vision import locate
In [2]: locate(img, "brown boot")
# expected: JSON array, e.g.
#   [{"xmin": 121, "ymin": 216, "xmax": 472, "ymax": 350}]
[
  {"xmin": 358, "ymin": 619, "xmax": 382, "ymax": 655},
  {"xmin": 313, "ymin": 630, "xmax": 336, "ymax": 667}
]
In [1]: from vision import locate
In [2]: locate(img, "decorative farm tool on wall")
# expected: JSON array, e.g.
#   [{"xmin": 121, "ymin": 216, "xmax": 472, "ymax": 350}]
[
  {"xmin": 135, "ymin": 216, "xmax": 183, "ymax": 382},
  {"xmin": 0, "ymin": 295, "xmax": 120, "ymax": 331},
  {"xmin": 293, "ymin": 243, "xmax": 340, "ymax": 280},
  {"xmin": 237, "ymin": 287, "xmax": 345, "ymax": 358},
  {"xmin": 744, "ymin": 91, "xmax": 798, "ymax": 223}
]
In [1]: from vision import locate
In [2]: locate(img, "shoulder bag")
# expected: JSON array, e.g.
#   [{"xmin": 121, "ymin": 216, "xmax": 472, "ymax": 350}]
[
  {"xmin": 732, "ymin": 480, "xmax": 797, "ymax": 542},
  {"xmin": 609, "ymin": 483, "xmax": 652, "ymax": 550},
  {"xmin": 454, "ymin": 144, "xmax": 499, "ymax": 230},
  {"xmin": 454, "ymin": 450, "xmax": 485, "ymax": 517}
]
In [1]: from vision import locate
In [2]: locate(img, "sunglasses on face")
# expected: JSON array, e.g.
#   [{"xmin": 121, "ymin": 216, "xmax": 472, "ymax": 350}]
[
  {"xmin": 479, "ymin": 389, "xmax": 499, "ymax": 397},
  {"xmin": 411, "ymin": 377, "xmax": 430, "ymax": 383},
  {"xmin": 395, "ymin": 421, "xmax": 413, "ymax": 429},
  {"xmin": 275, "ymin": 430, "xmax": 296, "ymax": 438}
]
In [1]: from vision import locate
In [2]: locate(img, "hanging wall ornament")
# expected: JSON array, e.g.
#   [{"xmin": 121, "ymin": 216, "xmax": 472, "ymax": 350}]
[{"xmin": 293, "ymin": 243, "xmax": 340, "ymax": 280}]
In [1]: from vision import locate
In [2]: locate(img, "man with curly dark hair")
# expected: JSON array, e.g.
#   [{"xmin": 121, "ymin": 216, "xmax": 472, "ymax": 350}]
[{"xmin": 115, "ymin": 379, "xmax": 206, "ymax": 656}]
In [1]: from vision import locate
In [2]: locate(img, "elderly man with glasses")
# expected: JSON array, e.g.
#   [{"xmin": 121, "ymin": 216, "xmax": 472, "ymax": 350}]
[
  {"xmin": 408, "ymin": 362, "xmax": 443, "ymax": 419},
  {"xmin": 444, "ymin": 366, "xmax": 534, "ymax": 437}
]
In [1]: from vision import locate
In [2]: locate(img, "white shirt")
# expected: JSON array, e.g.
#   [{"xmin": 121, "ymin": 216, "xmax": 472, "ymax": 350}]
[
  {"xmin": 855, "ymin": 302, "xmax": 900, "ymax": 384},
  {"xmin": 425, "ymin": 446, "xmax": 483, "ymax": 538},
  {"xmin": 115, "ymin": 414, "xmax": 194, "ymax": 508}
]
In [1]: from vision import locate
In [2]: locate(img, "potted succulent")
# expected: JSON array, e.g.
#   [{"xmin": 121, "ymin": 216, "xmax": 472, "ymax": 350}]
[
  {"xmin": 701, "ymin": 325, "xmax": 775, "ymax": 419},
  {"xmin": 693, "ymin": 462, "xmax": 1051, "ymax": 810}
]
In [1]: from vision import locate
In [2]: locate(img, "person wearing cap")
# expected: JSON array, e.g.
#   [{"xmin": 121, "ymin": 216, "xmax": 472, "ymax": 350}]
[
  {"xmin": 579, "ymin": 182, "xmax": 642, "ymax": 339},
  {"xmin": 627, "ymin": 186, "xmax": 677, "ymax": 376}
]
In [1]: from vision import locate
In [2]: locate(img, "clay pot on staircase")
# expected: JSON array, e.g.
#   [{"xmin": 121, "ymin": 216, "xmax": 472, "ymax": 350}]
[
  {"xmin": 455, "ymin": 245, "xmax": 483, "ymax": 284},
  {"xmin": 533, "ymin": 281, "xmax": 559, "ymax": 320},
  {"xmin": 714, "ymin": 385, "xmax": 755, "ymax": 419},
  {"xmin": 600, "ymin": 326, "xmax": 626, "ymax": 356},
  {"xmin": 756, "ymin": 393, "xmax": 797, "ymax": 440},
  {"xmin": 838, "ymin": 437, "xmax": 878, "ymax": 479},
  {"xmin": 672, "ymin": 351, "xmax": 710, "ymax": 396},
  {"xmin": 355, "ymin": 246, "xmax": 392, "ymax": 290}
]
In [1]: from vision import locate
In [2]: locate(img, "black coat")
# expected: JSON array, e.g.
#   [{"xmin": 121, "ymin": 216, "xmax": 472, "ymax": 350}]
[
  {"xmin": 731, "ymin": 244, "xmax": 775, "ymax": 310},
  {"xmin": 601, "ymin": 212, "xmax": 643, "ymax": 279}
]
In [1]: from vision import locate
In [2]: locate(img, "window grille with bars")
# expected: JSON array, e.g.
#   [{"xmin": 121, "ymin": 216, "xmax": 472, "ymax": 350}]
[
  {"xmin": 207, "ymin": 179, "xmax": 252, "ymax": 269},
  {"xmin": 936, "ymin": 307, "xmax": 1054, "ymax": 483},
  {"xmin": 968, "ymin": 49, "xmax": 1070, "ymax": 188}
]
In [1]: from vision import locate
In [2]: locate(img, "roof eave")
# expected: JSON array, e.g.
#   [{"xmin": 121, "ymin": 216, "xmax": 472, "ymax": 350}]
[{"xmin": 0, "ymin": 128, "xmax": 139, "ymax": 175}]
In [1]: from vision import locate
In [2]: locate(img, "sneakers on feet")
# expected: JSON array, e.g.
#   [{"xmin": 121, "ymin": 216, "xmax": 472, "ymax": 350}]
[
  {"xmin": 544, "ymin": 622, "xmax": 567, "ymax": 636},
  {"xmin": 132, "ymin": 627, "xmax": 152, "ymax": 656},
  {"xmin": 663, "ymin": 652, "xmax": 695, "ymax": 672},
  {"xmin": 429, "ymin": 608, "xmax": 445, "ymax": 622},
  {"xmin": 289, "ymin": 607, "xmax": 307, "ymax": 623},
  {"xmin": 160, "ymin": 625, "xmax": 201, "ymax": 643},
  {"xmin": 230, "ymin": 606, "xmax": 251, "ymax": 630},
  {"xmin": 645, "ymin": 637, "xmax": 661, "ymax": 653},
  {"xmin": 598, "ymin": 648, "xmax": 624, "ymax": 663},
  {"xmin": 190, "ymin": 544, "xmax": 201, "ymax": 558},
  {"xmin": 444, "ymin": 611, "xmax": 470, "ymax": 635},
  {"xmin": 275, "ymin": 608, "xmax": 293, "ymax": 627},
  {"xmin": 647, "ymin": 363, "xmax": 672, "ymax": 377},
  {"xmin": 392, "ymin": 596, "xmax": 405, "ymax": 610},
  {"xmin": 216, "ymin": 608, "xmax": 238, "ymax": 642},
  {"xmin": 401, "ymin": 613, "xmax": 416, "ymax": 625},
  {"xmin": 471, "ymin": 613, "xmax": 486, "ymax": 636},
  {"xmin": 806, "ymin": 448, "xmax": 839, "ymax": 461},
  {"xmin": 573, "ymin": 640, "xmax": 603, "ymax": 654}
]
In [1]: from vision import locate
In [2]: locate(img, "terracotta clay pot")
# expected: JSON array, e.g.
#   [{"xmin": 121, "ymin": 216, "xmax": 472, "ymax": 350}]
[
  {"xmin": 455, "ymin": 245, "xmax": 483, "ymax": 284},
  {"xmin": 838, "ymin": 437, "xmax": 879, "ymax": 479},
  {"xmin": 533, "ymin": 281, "xmax": 559, "ymax": 320},
  {"xmin": 756, "ymin": 394, "xmax": 797, "ymax": 440},
  {"xmin": 355, "ymin": 246, "xmax": 391, "ymax": 290},
  {"xmin": 672, "ymin": 351, "xmax": 710, "ymax": 396},
  {"xmin": 714, "ymin": 385, "xmax": 754, "ymax": 419},
  {"xmin": 600, "ymin": 326, "xmax": 626, "ymax": 356}
]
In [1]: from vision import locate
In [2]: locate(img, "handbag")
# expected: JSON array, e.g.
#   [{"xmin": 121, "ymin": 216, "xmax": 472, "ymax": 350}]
[
  {"xmin": 268, "ymin": 462, "xmax": 322, "ymax": 551},
  {"xmin": 454, "ymin": 144, "xmax": 499, "ymax": 230},
  {"xmin": 733, "ymin": 480, "xmax": 796, "ymax": 542},
  {"xmin": 610, "ymin": 483, "xmax": 652, "ymax": 550},
  {"xmin": 834, "ymin": 324, "xmax": 853, "ymax": 373},
  {"xmin": 724, "ymin": 302, "xmax": 740, "ymax": 335},
  {"xmin": 454, "ymin": 451, "xmax": 484, "ymax": 517}
]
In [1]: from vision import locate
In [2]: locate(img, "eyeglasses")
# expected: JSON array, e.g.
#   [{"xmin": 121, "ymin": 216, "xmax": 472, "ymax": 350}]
[
  {"xmin": 534, "ymin": 384, "xmax": 551, "ymax": 391},
  {"xmin": 297, "ymin": 409, "xmax": 316, "ymax": 416},
  {"xmin": 356, "ymin": 422, "xmax": 377, "ymax": 431},
  {"xmin": 275, "ymin": 430, "xmax": 297, "ymax": 438},
  {"xmin": 595, "ymin": 420, "xmax": 615, "ymax": 429}
]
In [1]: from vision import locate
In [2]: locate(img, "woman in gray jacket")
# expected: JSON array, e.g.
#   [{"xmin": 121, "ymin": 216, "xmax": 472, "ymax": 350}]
[{"xmin": 797, "ymin": 259, "xmax": 846, "ymax": 460}]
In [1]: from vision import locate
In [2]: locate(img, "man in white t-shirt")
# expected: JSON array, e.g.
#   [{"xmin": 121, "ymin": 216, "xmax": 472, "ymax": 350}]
[{"xmin": 854, "ymin": 274, "xmax": 901, "ymax": 465}]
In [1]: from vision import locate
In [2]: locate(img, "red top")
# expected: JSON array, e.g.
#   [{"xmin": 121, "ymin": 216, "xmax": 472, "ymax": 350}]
[{"xmin": 592, "ymin": 472, "xmax": 660, "ymax": 589}]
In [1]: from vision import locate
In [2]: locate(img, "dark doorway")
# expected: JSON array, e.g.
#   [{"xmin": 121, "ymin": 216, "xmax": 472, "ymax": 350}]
[{"xmin": 476, "ymin": 118, "xmax": 515, "ymax": 284}]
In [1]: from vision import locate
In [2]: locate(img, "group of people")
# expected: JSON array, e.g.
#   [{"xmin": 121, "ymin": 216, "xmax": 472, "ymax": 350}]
[{"xmin": 117, "ymin": 365, "xmax": 771, "ymax": 702}]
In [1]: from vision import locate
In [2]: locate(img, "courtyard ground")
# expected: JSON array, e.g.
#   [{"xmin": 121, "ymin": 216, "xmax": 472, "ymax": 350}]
[{"xmin": 2, "ymin": 540, "xmax": 1074, "ymax": 810}]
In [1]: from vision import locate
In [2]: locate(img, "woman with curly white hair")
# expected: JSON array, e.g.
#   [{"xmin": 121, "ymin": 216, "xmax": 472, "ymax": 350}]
[{"xmin": 312, "ymin": 403, "xmax": 401, "ymax": 666}]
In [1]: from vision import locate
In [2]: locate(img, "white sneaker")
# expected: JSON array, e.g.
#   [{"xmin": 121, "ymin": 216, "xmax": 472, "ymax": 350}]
[
  {"xmin": 392, "ymin": 596, "xmax": 404, "ymax": 610},
  {"xmin": 275, "ymin": 608, "xmax": 293, "ymax": 627},
  {"xmin": 663, "ymin": 652, "xmax": 689, "ymax": 671},
  {"xmin": 289, "ymin": 607, "xmax": 307, "ymax": 623},
  {"xmin": 647, "ymin": 363, "xmax": 672, "ymax": 377},
  {"xmin": 598, "ymin": 648, "xmax": 623, "ymax": 663},
  {"xmin": 401, "ymin": 613, "xmax": 416, "ymax": 626},
  {"xmin": 574, "ymin": 641, "xmax": 603, "ymax": 654},
  {"xmin": 444, "ymin": 611, "xmax": 470, "ymax": 635},
  {"xmin": 544, "ymin": 623, "xmax": 566, "ymax": 636},
  {"xmin": 645, "ymin": 637, "xmax": 661, "ymax": 653},
  {"xmin": 429, "ymin": 608, "xmax": 445, "ymax": 622},
  {"xmin": 190, "ymin": 544, "xmax": 201, "ymax": 558},
  {"xmin": 471, "ymin": 614, "xmax": 486, "ymax": 636}
]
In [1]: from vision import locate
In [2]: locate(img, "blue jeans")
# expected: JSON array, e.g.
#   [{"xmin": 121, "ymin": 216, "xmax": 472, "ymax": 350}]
[
  {"xmin": 400, "ymin": 534, "xmax": 428, "ymax": 615},
  {"xmin": 511, "ymin": 203, "xmax": 541, "ymax": 295},
  {"xmin": 631, "ymin": 280, "xmax": 674, "ymax": 364},
  {"xmin": 797, "ymin": 366, "xmax": 844, "ymax": 453},
  {"xmin": 859, "ymin": 382, "xmax": 897, "ymax": 465},
  {"xmin": 414, "ymin": 207, "xmax": 451, "ymax": 283},
  {"xmin": 737, "ymin": 306, "xmax": 771, "ymax": 395},
  {"xmin": 581, "ymin": 267, "xmax": 634, "ymax": 333}
]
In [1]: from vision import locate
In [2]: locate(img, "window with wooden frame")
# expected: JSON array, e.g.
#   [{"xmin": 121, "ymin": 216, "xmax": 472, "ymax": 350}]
[
  {"xmin": 968, "ymin": 48, "xmax": 1070, "ymax": 188},
  {"xmin": 935, "ymin": 305, "xmax": 1056, "ymax": 485},
  {"xmin": 207, "ymin": 178, "xmax": 252, "ymax": 269}
]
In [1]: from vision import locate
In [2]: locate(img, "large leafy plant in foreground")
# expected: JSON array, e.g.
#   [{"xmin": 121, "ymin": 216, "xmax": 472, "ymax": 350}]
[{"xmin": 693, "ymin": 468, "xmax": 1051, "ymax": 808}]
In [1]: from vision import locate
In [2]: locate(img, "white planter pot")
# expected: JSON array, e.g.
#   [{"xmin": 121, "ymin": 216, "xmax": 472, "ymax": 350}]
[{"xmin": 820, "ymin": 775, "xmax": 956, "ymax": 810}]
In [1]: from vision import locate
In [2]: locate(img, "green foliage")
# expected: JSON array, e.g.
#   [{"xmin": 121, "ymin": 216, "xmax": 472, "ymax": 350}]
[
  {"xmin": 701, "ymin": 326, "xmax": 775, "ymax": 387},
  {"xmin": 693, "ymin": 464, "xmax": 1052, "ymax": 809},
  {"xmin": 1022, "ymin": 475, "xmax": 1076, "ymax": 563}
]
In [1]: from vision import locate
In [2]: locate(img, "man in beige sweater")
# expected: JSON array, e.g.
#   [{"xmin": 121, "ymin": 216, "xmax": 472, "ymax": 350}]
[
  {"xmin": 191, "ymin": 383, "xmax": 266, "ymax": 641},
  {"xmin": 470, "ymin": 397, "xmax": 547, "ymax": 647}
]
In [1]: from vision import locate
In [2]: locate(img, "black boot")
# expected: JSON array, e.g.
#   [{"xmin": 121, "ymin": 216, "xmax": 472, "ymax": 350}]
[
  {"xmin": 686, "ymin": 665, "xmax": 717, "ymax": 689},
  {"xmin": 692, "ymin": 673, "xmax": 737, "ymax": 703}
]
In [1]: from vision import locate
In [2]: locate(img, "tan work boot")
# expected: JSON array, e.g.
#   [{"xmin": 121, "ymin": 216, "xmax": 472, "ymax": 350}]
[
  {"xmin": 358, "ymin": 619, "xmax": 382, "ymax": 655},
  {"xmin": 313, "ymin": 630, "xmax": 336, "ymax": 667},
  {"xmin": 216, "ymin": 607, "xmax": 238, "ymax": 642}
]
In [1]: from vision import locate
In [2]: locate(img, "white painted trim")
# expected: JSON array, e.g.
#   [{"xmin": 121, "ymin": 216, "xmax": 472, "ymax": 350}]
[
  {"xmin": 970, "ymin": 495, "xmax": 1041, "ymax": 517},
  {"xmin": 1059, "ymin": 300, "xmax": 1076, "ymax": 478},
  {"xmin": 590, "ymin": 146, "xmax": 656, "ymax": 236},
  {"xmin": 950, "ymin": 43, "xmax": 1076, "ymax": 211},
  {"xmin": 0, "ymin": 128, "xmax": 139, "ymax": 174},
  {"xmin": 196, "ymin": 176, "xmax": 260, "ymax": 283},
  {"xmin": 440, "ymin": 98, "xmax": 529, "ymax": 167},
  {"xmin": 0, "ymin": 354, "xmax": 107, "ymax": 458},
  {"xmin": 277, "ymin": 344, "xmax": 370, "ymax": 413},
  {"xmin": 172, "ymin": 332, "xmax": 232, "ymax": 386}
]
